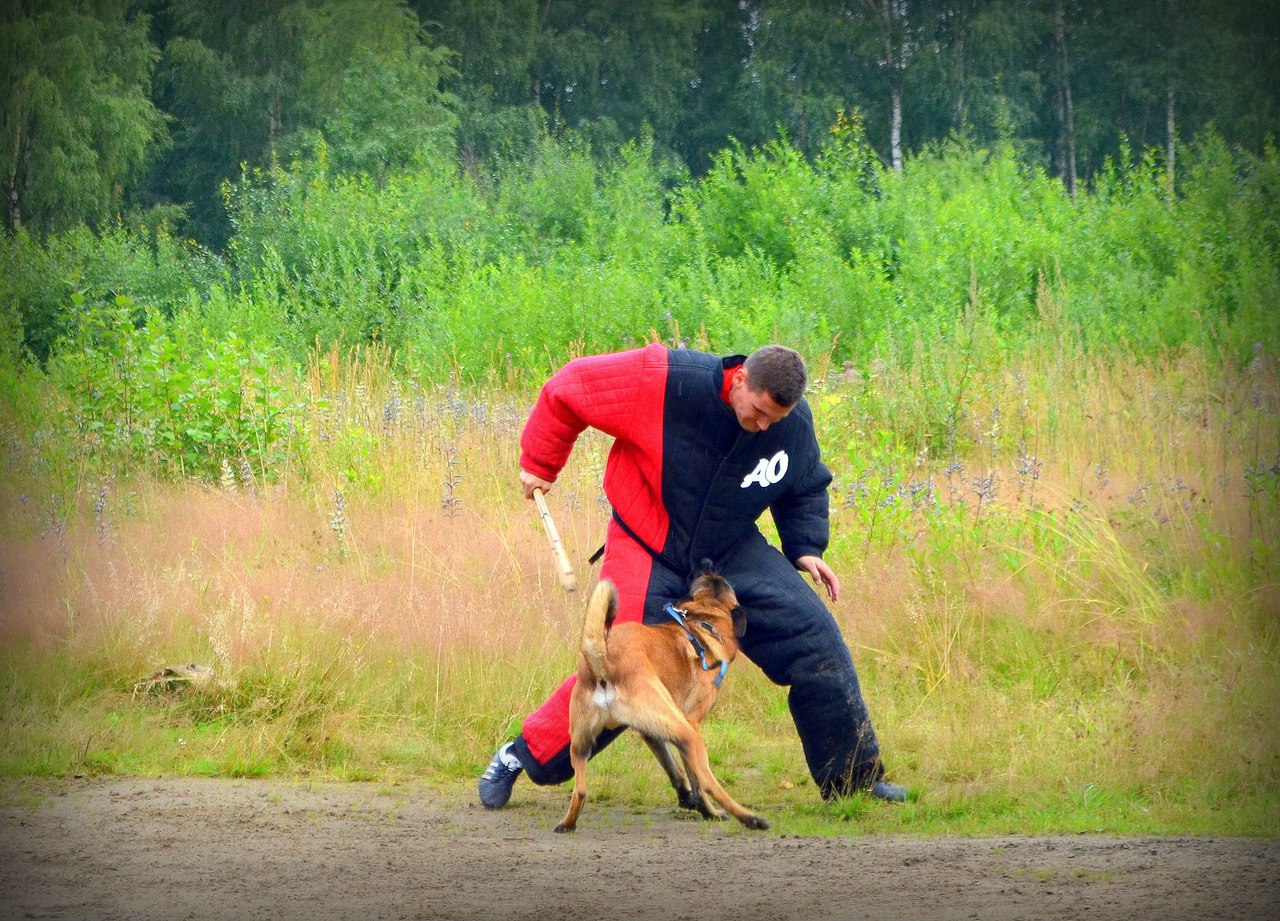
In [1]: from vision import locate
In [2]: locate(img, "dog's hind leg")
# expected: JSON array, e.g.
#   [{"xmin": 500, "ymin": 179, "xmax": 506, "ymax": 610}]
[
  {"xmin": 640, "ymin": 734, "xmax": 719, "ymax": 817},
  {"xmin": 556, "ymin": 693, "xmax": 609, "ymax": 833},
  {"xmin": 554, "ymin": 740, "xmax": 591, "ymax": 833}
]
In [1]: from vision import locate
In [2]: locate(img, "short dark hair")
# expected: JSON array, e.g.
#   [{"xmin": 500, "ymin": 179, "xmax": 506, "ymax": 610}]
[{"xmin": 744, "ymin": 345, "xmax": 808, "ymax": 407}]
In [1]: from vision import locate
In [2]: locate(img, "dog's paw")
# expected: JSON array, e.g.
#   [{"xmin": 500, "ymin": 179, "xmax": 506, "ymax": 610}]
[{"xmin": 676, "ymin": 789, "xmax": 704, "ymax": 812}]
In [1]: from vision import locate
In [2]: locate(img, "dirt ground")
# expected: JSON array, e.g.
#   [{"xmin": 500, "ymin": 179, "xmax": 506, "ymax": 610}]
[{"xmin": 1, "ymin": 777, "xmax": 1277, "ymax": 921}]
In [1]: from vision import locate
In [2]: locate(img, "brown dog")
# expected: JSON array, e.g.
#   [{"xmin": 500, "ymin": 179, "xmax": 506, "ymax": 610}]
[{"xmin": 554, "ymin": 567, "xmax": 768, "ymax": 833}]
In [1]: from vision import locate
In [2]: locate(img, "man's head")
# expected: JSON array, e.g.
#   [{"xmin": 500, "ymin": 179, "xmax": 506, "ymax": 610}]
[{"xmin": 727, "ymin": 345, "xmax": 808, "ymax": 433}]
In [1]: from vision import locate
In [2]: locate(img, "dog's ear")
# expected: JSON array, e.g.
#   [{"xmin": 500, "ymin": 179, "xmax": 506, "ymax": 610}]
[{"xmin": 731, "ymin": 605, "xmax": 747, "ymax": 638}]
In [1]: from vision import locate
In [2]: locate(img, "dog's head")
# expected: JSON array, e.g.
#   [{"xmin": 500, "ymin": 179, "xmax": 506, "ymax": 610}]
[{"xmin": 686, "ymin": 562, "xmax": 746, "ymax": 639}]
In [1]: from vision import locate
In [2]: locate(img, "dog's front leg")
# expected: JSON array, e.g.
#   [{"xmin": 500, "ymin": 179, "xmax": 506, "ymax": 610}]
[
  {"xmin": 626, "ymin": 683, "xmax": 734, "ymax": 823},
  {"xmin": 675, "ymin": 745, "xmax": 727, "ymax": 819},
  {"xmin": 641, "ymin": 734, "xmax": 717, "ymax": 817},
  {"xmin": 673, "ymin": 729, "xmax": 768, "ymax": 831}
]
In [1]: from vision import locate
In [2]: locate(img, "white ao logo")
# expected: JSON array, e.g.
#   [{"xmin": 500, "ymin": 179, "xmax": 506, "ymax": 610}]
[{"xmin": 740, "ymin": 450, "xmax": 789, "ymax": 488}]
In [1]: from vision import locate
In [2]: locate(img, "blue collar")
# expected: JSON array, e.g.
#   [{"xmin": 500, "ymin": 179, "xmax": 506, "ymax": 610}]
[{"xmin": 663, "ymin": 603, "xmax": 729, "ymax": 688}]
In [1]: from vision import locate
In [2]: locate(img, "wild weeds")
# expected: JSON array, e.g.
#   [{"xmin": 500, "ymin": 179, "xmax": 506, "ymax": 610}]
[
  {"xmin": 328, "ymin": 488, "xmax": 351, "ymax": 558},
  {"xmin": 441, "ymin": 447, "xmax": 462, "ymax": 517},
  {"xmin": 1, "ymin": 324, "xmax": 1276, "ymax": 833},
  {"xmin": 237, "ymin": 456, "xmax": 258, "ymax": 497},
  {"xmin": 92, "ymin": 478, "xmax": 111, "ymax": 538},
  {"xmin": 219, "ymin": 458, "xmax": 237, "ymax": 493}
]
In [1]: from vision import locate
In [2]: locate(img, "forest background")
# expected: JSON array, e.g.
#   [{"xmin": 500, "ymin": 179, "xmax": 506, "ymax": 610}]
[{"xmin": 1, "ymin": 0, "xmax": 1278, "ymax": 836}]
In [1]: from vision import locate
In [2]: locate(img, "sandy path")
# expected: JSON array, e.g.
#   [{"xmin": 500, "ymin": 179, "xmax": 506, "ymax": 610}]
[{"xmin": 1, "ymin": 778, "xmax": 1276, "ymax": 921}]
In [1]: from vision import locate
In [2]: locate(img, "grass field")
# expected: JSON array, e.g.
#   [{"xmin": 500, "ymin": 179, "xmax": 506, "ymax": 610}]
[{"xmin": 1, "ymin": 331, "xmax": 1277, "ymax": 837}]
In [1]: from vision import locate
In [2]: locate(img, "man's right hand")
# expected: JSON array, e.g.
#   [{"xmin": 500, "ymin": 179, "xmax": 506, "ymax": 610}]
[{"xmin": 520, "ymin": 469, "xmax": 555, "ymax": 500}]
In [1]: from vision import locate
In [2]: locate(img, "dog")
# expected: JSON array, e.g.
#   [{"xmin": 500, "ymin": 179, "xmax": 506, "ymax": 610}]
[{"xmin": 554, "ymin": 565, "xmax": 768, "ymax": 833}]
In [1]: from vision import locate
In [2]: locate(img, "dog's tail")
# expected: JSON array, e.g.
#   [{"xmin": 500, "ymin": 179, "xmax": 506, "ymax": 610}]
[{"xmin": 580, "ymin": 579, "xmax": 617, "ymax": 680}]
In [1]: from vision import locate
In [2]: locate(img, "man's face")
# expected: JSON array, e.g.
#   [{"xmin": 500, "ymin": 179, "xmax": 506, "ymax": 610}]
[{"xmin": 728, "ymin": 367, "xmax": 793, "ymax": 432}]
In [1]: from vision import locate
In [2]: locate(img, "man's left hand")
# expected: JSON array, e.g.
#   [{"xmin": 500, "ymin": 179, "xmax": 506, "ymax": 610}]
[{"xmin": 796, "ymin": 555, "xmax": 840, "ymax": 602}]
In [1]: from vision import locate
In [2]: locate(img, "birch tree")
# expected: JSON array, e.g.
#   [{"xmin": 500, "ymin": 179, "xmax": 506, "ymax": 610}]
[
  {"xmin": 1052, "ymin": 0, "xmax": 1077, "ymax": 196},
  {"xmin": 2, "ymin": 0, "xmax": 165, "ymax": 234},
  {"xmin": 857, "ymin": 0, "xmax": 919, "ymax": 172}
]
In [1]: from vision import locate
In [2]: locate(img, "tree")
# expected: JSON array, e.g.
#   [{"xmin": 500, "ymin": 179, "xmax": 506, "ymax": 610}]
[
  {"xmin": 859, "ymin": 0, "xmax": 918, "ymax": 172},
  {"xmin": 733, "ymin": 0, "xmax": 856, "ymax": 156},
  {"xmin": 905, "ymin": 0, "xmax": 1048, "ymax": 163},
  {"xmin": 1051, "ymin": 0, "xmax": 1077, "ymax": 196},
  {"xmin": 143, "ymin": 0, "xmax": 456, "ymax": 246},
  {"xmin": 2, "ymin": 0, "xmax": 166, "ymax": 234},
  {"xmin": 925, "ymin": 0, "xmax": 981, "ymax": 133},
  {"xmin": 412, "ymin": 0, "xmax": 544, "ymax": 165},
  {"xmin": 673, "ymin": 1, "xmax": 751, "ymax": 173},
  {"xmin": 293, "ymin": 0, "xmax": 458, "ymax": 176},
  {"xmin": 143, "ymin": 0, "xmax": 309, "ymax": 245},
  {"xmin": 530, "ymin": 0, "xmax": 708, "ymax": 159},
  {"xmin": 1060, "ymin": 0, "xmax": 1279, "ymax": 185}
]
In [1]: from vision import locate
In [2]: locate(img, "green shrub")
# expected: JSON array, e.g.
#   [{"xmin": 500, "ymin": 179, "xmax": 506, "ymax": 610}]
[
  {"xmin": 46, "ymin": 297, "xmax": 304, "ymax": 479},
  {"xmin": 6, "ymin": 123, "xmax": 1278, "ymax": 385},
  {"xmin": 0, "ymin": 223, "xmax": 225, "ymax": 364}
]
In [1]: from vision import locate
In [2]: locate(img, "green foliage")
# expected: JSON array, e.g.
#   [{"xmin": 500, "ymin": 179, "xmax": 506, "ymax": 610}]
[
  {"xmin": 211, "ymin": 129, "xmax": 689, "ymax": 366},
  {"xmin": 220, "ymin": 150, "xmax": 488, "ymax": 355},
  {"xmin": 290, "ymin": 0, "xmax": 459, "ymax": 176},
  {"xmin": 1057, "ymin": 134, "xmax": 1280, "ymax": 356},
  {"xmin": 0, "ymin": 222, "xmax": 225, "ymax": 363},
  {"xmin": 4, "ymin": 0, "xmax": 1277, "ymax": 244},
  {"xmin": 2, "ymin": 0, "xmax": 167, "ymax": 234},
  {"xmin": 488, "ymin": 131, "xmax": 601, "ymax": 252},
  {"xmin": 148, "ymin": 0, "xmax": 458, "ymax": 246},
  {"xmin": 8, "ymin": 124, "xmax": 1279, "ymax": 385},
  {"xmin": 875, "ymin": 137, "xmax": 1075, "ymax": 333},
  {"xmin": 45, "ymin": 297, "xmax": 303, "ymax": 480},
  {"xmin": 674, "ymin": 139, "xmax": 822, "ymax": 266}
]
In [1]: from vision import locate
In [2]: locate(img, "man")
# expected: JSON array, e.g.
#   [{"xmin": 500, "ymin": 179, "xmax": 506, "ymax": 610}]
[{"xmin": 479, "ymin": 343, "xmax": 906, "ymax": 807}]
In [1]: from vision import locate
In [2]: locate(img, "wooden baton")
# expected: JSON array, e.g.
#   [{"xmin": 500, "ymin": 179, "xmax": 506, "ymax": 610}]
[{"xmin": 532, "ymin": 487, "xmax": 577, "ymax": 592}]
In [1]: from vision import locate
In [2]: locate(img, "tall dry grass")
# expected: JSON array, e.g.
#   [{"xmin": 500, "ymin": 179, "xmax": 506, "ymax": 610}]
[{"xmin": 1, "ymin": 329, "xmax": 1277, "ymax": 833}]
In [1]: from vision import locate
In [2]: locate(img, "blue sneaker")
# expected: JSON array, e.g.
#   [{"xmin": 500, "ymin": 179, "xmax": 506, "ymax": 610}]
[
  {"xmin": 478, "ymin": 742, "xmax": 523, "ymax": 809},
  {"xmin": 869, "ymin": 780, "xmax": 908, "ymax": 803}
]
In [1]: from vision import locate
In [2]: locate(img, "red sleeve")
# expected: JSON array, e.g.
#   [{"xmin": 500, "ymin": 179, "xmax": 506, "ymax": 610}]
[{"xmin": 519, "ymin": 344, "xmax": 665, "ymax": 483}]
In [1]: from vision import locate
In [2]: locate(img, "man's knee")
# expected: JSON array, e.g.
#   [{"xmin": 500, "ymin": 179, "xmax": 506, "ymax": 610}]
[{"xmin": 740, "ymin": 594, "xmax": 854, "ymax": 688}]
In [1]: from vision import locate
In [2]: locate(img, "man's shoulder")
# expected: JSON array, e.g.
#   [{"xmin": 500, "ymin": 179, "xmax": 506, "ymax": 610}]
[
  {"xmin": 790, "ymin": 396, "xmax": 816, "ymax": 425},
  {"xmin": 556, "ymin": 343, "xmax": 666, "ymax": 380},
  {"xmin": 662, "ymin": 348, "xmax": 730, "ymax": 402},
  {"xmin": 580, "ymin": 344, "xmax": 721, "ymax": 375},
  {"xmin": 664, "ymin": 346, "xmax": 719, "ymax": 369}
]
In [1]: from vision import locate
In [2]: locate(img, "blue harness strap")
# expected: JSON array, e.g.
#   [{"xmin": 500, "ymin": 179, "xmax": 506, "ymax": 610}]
[{"xmin": 663, "ymin": 603, "xmax": 729, "ymax": 688}]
